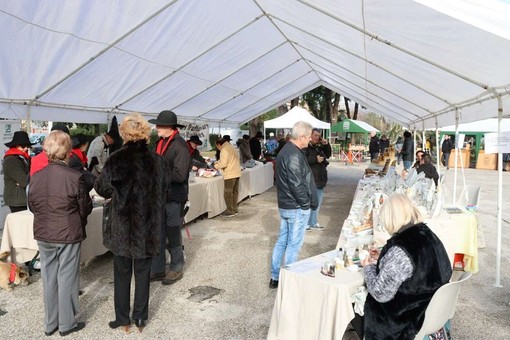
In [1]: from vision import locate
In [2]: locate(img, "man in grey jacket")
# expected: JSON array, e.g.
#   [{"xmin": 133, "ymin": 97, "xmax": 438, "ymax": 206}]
[{"xmin": 269, "ymin": 121, "xmax": 317, "ymax": 289}]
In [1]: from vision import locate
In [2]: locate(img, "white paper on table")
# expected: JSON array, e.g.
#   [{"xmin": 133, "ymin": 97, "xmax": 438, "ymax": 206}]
[{"xmin": 285, "ymin": 260, "xmax": 320, "ymax": 274}]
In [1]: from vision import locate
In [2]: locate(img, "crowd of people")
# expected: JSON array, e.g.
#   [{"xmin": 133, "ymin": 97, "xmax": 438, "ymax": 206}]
[{"xmin": 2, "ymin": 117, "xmax": 453, "ymax": 338}]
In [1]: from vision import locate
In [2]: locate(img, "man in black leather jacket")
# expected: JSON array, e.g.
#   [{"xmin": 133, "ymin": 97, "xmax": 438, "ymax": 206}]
[{"xmin": 269, "ymin": 121, "xmax": 317, "ymax": 289}]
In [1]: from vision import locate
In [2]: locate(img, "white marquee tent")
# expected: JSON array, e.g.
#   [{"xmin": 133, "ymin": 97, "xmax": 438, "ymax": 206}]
[
  {"xmin": 1, "ymin": 0, "xmax": 510, "ymax": 129},
  {"xmin": 264, "ymin": 106, "xmax": 330, "ymax": 130}
]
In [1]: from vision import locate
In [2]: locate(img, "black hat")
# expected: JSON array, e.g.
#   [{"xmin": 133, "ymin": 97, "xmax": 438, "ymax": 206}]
[
  {"xmin": 404, "ymin": 131, "xmax": 412, "ymax": 138},
  {"xmin": 106, "ymin": 115, "xmax": 121, "ymax": 140},
  {"xmin": 4, "ymin": 131, "xmax": 34, "ymax": 148},
  {"xmin": 51, "ymin": 124, "xmax": 70, "ymax": 135},
  {"xmin": 72, "ymin": 134, "xmax": 89, "ymax": 149},
  {"xmin": 242, "ymin": 134, "xmax": 250, "ymax": 140},
  {"xmin": 148, "ymin": 110, "xmax": 185, "ymax": 128},
  {"xmin": 189, "ymin": 135, "xmax": 203, "ymax": 146},
  {"xmin": 255, "ymin": 131, "xmax": 263, "ymax": 139},
  {"xmin": 222, "ymin": 135, "xmax": 231, "ymax": 142}
]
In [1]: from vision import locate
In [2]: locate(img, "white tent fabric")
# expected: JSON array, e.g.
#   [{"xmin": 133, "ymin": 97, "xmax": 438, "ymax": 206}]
[
  {"xmin": 1, "ymin": 0, "xmax": 510, "ymax": 128},
  {"xmin": 440, "ymin": 118, "xmax": 510, "ymax": 132},
  {"xmin": 264, "ymin": 106, "xmax": 330, "ymax": 130}
]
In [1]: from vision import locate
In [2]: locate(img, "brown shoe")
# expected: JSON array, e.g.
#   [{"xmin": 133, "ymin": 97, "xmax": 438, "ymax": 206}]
[{"xmin": 162, "ymin": 271, "xmax": 183, "ymax": 285}]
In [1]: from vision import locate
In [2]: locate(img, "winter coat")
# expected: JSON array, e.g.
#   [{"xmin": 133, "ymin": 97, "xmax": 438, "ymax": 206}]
[
  {"xmin": 364, "ymin": 223, "xmax": 452, "ymax": 339},
  {"xmin": 94, "ymin": 141, "xmax": 165, "ymax": 258},
  {"xmin": 441, "ymin": 138, "xmax": 454, "ymax": 153},
  {"xmin": 3, "ymin": 153, "xmax": 29, "ymax": 207},
  {"xmin": 214, "ymin": 142, "xmax": 241, "ymax": 180},
  {"xmin": 276, "ymin": 142, "xmax": 317, "ymax": 210},
  {"xmin": 369, "ymin": 136, "xmax": 380, "ymax": 154},
  {"xmin": 238, "ymin": 139, "xmax": 253, "ymax": 163},
  {"xmin": 29, "ymin": 162, "xmax": 92, "ymax": 244},
  {"xmin": 304, "ymin": 142, "xmax": 332, "ymax": 188},
  {"xmin": 249, "ymin": 137, "xmax": 262, "ymax": 160},
  {"xmin": 401, "ymin": 137, "xmax": 414, "ymax": 162}
]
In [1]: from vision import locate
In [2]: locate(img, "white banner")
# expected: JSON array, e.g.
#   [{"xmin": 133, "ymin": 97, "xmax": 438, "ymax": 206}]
[
  {"xmin": 484, "ymin": 132, "xmax": 510, "ymax": 154},
  {"xmin": 0, "ymin": 120, "xmax": 22, "ymax": 233},
  {"xmin": 180, "ymin": 121, "xmax": 210, "ymax": 150}
]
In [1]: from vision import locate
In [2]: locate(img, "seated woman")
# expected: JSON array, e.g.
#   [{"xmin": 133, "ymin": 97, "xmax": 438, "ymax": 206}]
[
  {"xmin": 360, "ymin": 194, "xmax": 452, "ymax": 339},
  {"xmin": 412, "ymin": 150, "xmax": 425, "ymax": 169},
  {"xmin": 416, "ymin": 153, "xmax": 439, "ymax": 186}
]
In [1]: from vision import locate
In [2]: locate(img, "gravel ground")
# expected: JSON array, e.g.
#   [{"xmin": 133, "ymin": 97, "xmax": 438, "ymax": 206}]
[{"xmin": 0, "ymin": 161, "xmax": 509, "ymax": 339}]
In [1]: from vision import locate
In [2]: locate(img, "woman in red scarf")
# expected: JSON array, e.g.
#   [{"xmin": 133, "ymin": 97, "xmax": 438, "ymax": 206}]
[
  {"xmin": 2, "ymin": 131, "xmax": 33, "ymax": 212},
  {"xmin": 69, "ymin": 134, "xmax": 95, "ymax": 192}
]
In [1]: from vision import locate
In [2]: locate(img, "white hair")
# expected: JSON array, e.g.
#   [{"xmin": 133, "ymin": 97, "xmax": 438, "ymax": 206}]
[{"xmin": 290, "ymin": 121, "xmax": 313, "ymax": 140}]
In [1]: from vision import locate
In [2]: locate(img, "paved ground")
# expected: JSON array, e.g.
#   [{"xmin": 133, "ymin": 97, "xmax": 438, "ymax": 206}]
[{"xmin": 0, "ymin": 161, "xmax": 509, "ymax": 339}]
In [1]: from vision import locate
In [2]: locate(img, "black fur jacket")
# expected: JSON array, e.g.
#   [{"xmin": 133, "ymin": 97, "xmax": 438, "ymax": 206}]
[{"xmin": 94, "ymin": 140, "xmax": 166, "ymax": 259}]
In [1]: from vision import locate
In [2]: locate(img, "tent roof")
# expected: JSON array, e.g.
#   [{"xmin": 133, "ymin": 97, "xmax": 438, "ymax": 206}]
[
  {"xmin": 331, "ymin": 119, "xmax": 379, "ymax": 134},
  {"xmin": 1, "ymin": 1, "xmax": 510, "ymax": 128},
  {"xmin": 264, "ymin": 106, "xmax": 329, "ymax": 129},
  {"xmin": 440, "ymin": 118, "xmax": 510, "ymax": 133}
]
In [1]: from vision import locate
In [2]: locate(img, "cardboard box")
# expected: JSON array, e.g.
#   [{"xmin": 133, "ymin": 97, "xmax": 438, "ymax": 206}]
[
  {"xmin": 447, "ymin": 149, "xmax": 470, "ymax": 168},
  {"xmin": 476, "ymin": 150, "xmax": 497, "ymax": 170}
]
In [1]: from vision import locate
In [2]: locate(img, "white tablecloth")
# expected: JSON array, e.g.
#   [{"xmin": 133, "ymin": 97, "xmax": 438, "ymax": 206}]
[
  {"xmin": 268, "ymin": 250, "xmax": 364, "ymax": 340},
  {"xmin": 0, "ymin": 207, "xmax": 107, "ymax": 265}
]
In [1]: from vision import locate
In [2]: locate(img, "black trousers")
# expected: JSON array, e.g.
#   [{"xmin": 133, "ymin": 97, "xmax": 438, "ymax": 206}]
[
  {"xmin": 113, "ymin": 255, "xmax": 152, "ymax": 323},
  {"xmin": 9, "ymin": 206, "xmax": 27, "ymax": 213}
]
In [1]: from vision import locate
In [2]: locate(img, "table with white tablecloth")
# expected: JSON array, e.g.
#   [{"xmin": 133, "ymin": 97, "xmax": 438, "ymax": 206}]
[
  {"xmin": 268, "ymin": 250, "xmax": 364, "ymax": 340},
  {"xmin": 0, "ymin": 207, "xmax": 107, "ymax": 265}
]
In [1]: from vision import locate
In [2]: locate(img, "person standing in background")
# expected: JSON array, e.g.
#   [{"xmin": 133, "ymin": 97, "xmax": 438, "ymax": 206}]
[
  {"xmin": 441, "ymin": 135, "xmax": 454, "ymax": 170},
  {"xmin": 87, "ymin": 129, "xmax": 118, "ymax": 176},
  {"xmin": 148, "ymin": 110, "xmax": 190, "ymax": 286},
  {"xmin": 214, "ymin": 137, "xmax": 241, "ymax": 217},
  {"xmin": 269, "ymin": 121, "xmax": 317, "ymax": 289},
  {"xmin": 369, "ymin": 131, "xmax": 380, "ymax": 162},
  {"xmin": 237, "ymin": 134, "xmax": 253, "ymax": 164},
  {"xmin": 394, "ymin": 136, "xmax": 403, "ymax": 165},
  {"xmin": 250, "ymin": 131, "xmax": 263, "ymax": 160},
  {"xmin": 95, "ymin": 113, "xmax": 165, "ymax": 332},
  {"xmin": 401, "ymin": 131, "xmax": 414, "ymax": 170},
  {"xmin": 187, "ymin": 135, "xmax": 207, "ymax": 170},
  {"xmin": 3, "ymin": 131, "xmax": 33, "ymax": 213},
  {"xmin": 68, "ymin": 134, "xmax": 95, "ymax": 192},
  {"xmin": 30, "ymin": 125, "xmax": 70, "ymax": 177},
  {"xmin": 304, "ymin": 128, "xmax": 331, "ymax": 231},
  {"xmin": 379, "ymin": 135, "xmax": 389, "ymax": 156},
  {"xmin": 29, "ymin": 130, "xmax": 92, "ymax": 337}
]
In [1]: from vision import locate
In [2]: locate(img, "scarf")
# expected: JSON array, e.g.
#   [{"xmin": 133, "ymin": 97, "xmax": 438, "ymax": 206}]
[
  {"xmin": 186, "ymin": 141, "xmax": 195, "ymax": 155},
  {"xmin": 4, "ymin": 147, "xmax": 30, "ymax": 160},
  {"xmin": 71, "ymin": 148, "xmax": 88, "ymax": 166},
  {"xmin": 156, "ymin": 130, "xmax": 178, "ymax": 156}
]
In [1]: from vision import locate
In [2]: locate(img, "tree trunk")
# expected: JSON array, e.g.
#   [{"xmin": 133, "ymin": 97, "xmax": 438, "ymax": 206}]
[
  {"xmin": 249, "ymin": 116, "xmax": 260, "ymax": 136},
  {"xmin": 290, "ymin": 97, "xmax": 299, "ymax": 108},
  {"xmin": 344, "ymin": 97, "xmax": 351, "ymax": 119},
  {"xmin": 353, "ymin": 103, "xmax": 359, "ymax": 120},
  {"xmin": 331, "ymin": 93, "xmax": 340, "ymax": 126},
  {"xmin": 277, "ymin": 104, "xmax": 288, "ymax": 116}
]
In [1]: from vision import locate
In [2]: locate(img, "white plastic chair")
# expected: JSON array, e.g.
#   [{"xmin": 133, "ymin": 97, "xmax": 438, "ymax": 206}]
[
  {"xmin": 414, "ymin": 271, "xmax": 472, "ymax": 339},
  {"xmin": 456, "ymin": 185, "xmax": 481, "ymax": 208}
]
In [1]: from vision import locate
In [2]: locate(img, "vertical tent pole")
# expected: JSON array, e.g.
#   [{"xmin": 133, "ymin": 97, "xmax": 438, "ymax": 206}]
[
  {"xmin": 435, "ymin": 117, "xmax": 440, "ymax": 174},
  {"xmin": 452, "ymin": 108, "xmax": 460, "ymax": 205},
  {"xmin": 413, "ymin": 126, "xmax": 417, "ymax": 165},
  {"xmin": 495, "ymin": 95, "xmax": 503, "ymax": 287},
  {"xmin": 25, "ymin": 103, "xmax": 32, "ymax": 133},
  {"xmin": 421, "ymin": 122, "xmax": 426, "ymax": 152}
]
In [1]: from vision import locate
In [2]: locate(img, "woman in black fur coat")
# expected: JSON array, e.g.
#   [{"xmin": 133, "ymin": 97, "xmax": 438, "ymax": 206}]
[
  {"xmin": 94, "ymin": 113, "xmax": 166, "ymax": 332},
  {"xmin": 360, "ymin": 194, "xmax": 452, "ymax": 339}
]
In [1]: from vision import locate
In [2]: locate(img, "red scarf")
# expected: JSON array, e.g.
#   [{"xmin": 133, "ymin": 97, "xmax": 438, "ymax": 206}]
[
  {"xmin": 4, "ymin": 147, "xmax": 30, "ymax": 160},
  {"xmin": 71, "ymin": 148, "xmax": 88, "ymax": 166},
  {"xmin": 156, "ymin": 130, "xmax": 178, "ymax": 156},
  {"xmin": 186, "ymin": 141, "xmax": 194, "ymax": 155},
  {"xmin": 9, "ymin": 263, "xmax": 17, "ymax": 283}
]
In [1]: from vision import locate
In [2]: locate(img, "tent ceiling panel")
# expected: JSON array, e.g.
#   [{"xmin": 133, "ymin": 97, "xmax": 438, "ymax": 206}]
[{"xmin": 1, "ymin": 1, "xmax": 510, "ymax": 129}]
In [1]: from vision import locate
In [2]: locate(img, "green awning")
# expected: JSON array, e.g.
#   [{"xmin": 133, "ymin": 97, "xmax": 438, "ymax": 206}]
[{"xmin": 331, "ymin": 119, "xmax": 379, "ymax": 134}]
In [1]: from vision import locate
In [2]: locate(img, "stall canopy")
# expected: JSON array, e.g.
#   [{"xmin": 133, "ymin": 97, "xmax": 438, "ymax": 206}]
[
  {"xmin": 440, "ymin": 119, "xmax": 510, "ymax": 133},
  {"xmin": 331, "ymin": 119, "xmax": 379, "ymax": 134},
  {"xmin": 1, "ymin": 1, "xmax": 510, "ymax": 128},
  {"xmin": 264, "ymin": 106, "xmax": 329, "ymax": 130}
]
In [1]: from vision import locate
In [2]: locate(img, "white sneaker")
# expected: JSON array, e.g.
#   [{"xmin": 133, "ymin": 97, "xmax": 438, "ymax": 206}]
[
  {"xmin": 306, "ymin": 225, "xmax": 312, "ymax": 231},
  {"xmin": 309, "ymin": 224, "xmax": 325, "ymax": 231},
  {"xmin": 33, "ymin": 260, "xmax": 41, "ymax": 270}
]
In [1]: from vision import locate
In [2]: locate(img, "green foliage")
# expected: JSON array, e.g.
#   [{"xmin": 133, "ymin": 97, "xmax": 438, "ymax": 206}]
[{"xmin": 209, "ymin": 133, "xmax": 219, "ymax": 150}]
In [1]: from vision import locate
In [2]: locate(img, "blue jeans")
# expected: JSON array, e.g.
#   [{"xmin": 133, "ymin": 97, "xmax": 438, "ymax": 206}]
[
  {"xmin": 403, "ymin": 160, "xmax": 412, "ymax": 170},
  {"xmin": 308, "ymin": 187, "xmax": 324, "ymax": 226},
  {"xmin": 270, "ymin": 208, "xmax": 311, "ymax": 280}
]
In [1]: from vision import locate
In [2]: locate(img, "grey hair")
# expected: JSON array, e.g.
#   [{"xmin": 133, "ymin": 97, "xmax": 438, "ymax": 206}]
[{"xmin": 290, "ymin": 121, "xmax": 313, "ymax": 140}]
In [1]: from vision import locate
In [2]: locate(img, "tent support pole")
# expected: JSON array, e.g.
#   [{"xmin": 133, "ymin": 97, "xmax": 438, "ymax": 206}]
[
  {"xmin": 495, "ymin": 95, "xmax": 503, "ymax": 288},
  {"xmin": 25, "ymin": 103, "xmax": 32, "ymax": 133},
  {"xmin": 452, "ymin": 108, "xmax": 460, "ymax": 205},
  {"xmin": 435, "ymin": 117, "xmax": 440, "ymax": 175}
]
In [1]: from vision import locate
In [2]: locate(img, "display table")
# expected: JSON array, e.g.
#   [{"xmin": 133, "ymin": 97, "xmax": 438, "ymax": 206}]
[
  {"xmin": 0, "ymin": 207, "xmax": 107, "ymax": 265},
  {"xmin": 268, "ymin": 250, "xmax": 364, "ymax": 340}
]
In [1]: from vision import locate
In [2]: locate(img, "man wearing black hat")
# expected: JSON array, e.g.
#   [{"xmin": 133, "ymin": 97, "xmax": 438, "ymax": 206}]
[
  {"xmin": 186, "ymin": 135, "xmax": 207, "ymax": 170},
  {"xmin": 149, "ymin": 110, "xmax": 191, "ymax": 285},
  {"xmin": 250, "ymin": 131, "xmax": 264, "ymax": 160},
  {"xmin": 87, "ymin": 127, "xmax": 118, "ymax": 176},
  {"xmin": 3, "ymin": 131, "xmax": 35, "ymax": 212}
]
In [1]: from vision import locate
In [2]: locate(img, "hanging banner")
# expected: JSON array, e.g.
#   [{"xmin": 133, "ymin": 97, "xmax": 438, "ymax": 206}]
[
  {"xmin": 179, "ymin": 121, "xmax": 210, "ymax": 150},
  {"xmin": 0, "ymin": 120, "xmax": 22, "ymax": 233},
  {"xmin": 484, "ymin": 132, "xmax": 510, "ymax": 154}
]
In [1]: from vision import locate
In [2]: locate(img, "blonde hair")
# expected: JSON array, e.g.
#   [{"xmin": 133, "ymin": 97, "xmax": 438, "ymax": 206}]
[
  {"xmin": 44, "ymin": 130, "xmax": 71, "ymax": 162},
  {"xmin": 119, "ymin": 113, "xmax": 151, "ymax": 143},
  {"xmin": 379, "ymin": 193, "xmax": 422, "ymax": 234}
]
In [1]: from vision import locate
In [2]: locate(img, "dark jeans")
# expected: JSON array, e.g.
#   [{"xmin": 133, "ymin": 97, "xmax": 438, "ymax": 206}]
[
  {"xmin": 442, "ymin": 152, "xmax": 451, "ymax": 167},
  {"xmin": 151, "ymin": 202, "xmax": 184, "ymax": 275},
  {"xmin": 113, "ymin": 255, "xmax": 152, "ymax": 323},
  {"xmin": 224, "ymin": 177, "xmax": 240, "ymax": 214}
]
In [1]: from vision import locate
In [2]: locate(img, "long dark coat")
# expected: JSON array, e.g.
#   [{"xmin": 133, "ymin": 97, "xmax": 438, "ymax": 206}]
[{"xmin": 94, "ymin": 141, "xmax": 165, "ymax": 259}]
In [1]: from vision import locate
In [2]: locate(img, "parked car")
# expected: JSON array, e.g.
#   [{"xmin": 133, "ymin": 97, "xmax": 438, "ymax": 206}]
[{"xmin": 29, "ymin": 133, "xmax": 46, "ymax": 155}]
